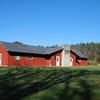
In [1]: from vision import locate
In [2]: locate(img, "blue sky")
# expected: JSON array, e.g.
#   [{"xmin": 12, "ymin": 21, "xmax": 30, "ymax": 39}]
[{"xmin": 0, "ymin": 0, "xmax": 100, "ymax": 46}]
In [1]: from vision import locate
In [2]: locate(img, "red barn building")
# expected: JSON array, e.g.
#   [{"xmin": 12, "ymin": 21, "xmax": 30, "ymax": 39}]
[{"xmin": 0, "ymin": 41, "xmax": 88, "ymax": 67}]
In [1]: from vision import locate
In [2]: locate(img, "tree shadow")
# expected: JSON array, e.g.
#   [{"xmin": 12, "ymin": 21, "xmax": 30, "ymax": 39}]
[
  {"xmin": 58, "ymin": 70, "xmax": 98, "ymax": 100},
  {"xmin": 0, "ymin": 68, "xmax": 99, "ymax": 100},
  {"xmin": 79, "ymin": 79, "xmax": 93, "ymax": 100},
  {"xmin": 59, "ymin": 79, "xmax": 93, "ymax": 100}
]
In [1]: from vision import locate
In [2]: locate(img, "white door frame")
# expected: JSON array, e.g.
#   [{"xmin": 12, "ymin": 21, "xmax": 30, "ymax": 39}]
[
  {"xmin": 0, "ymin": 54, "xmax": 2, "ymax": 66},
  {"xmin": 70, "ymin": 57, "xmax": 73, "ymax": 66},
  {"xmin": 56, "ymin": 56, "xmax": 60, "ymax": 66}
]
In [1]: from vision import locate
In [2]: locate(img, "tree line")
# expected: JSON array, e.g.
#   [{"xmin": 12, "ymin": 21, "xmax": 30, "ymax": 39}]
[{"xmin": 71, "ymin": 42, "xmax": 100, "ymax": 63}]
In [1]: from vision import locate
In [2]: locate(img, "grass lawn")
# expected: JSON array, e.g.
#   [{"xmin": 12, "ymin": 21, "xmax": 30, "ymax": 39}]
[{"xmin": 0, "ymin": 66, "xmax": 100, "ymax": 100}]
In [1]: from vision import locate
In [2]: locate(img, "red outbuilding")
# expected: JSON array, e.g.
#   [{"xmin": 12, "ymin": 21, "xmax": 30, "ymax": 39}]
[
  {"xmin": 0, "ymin": 41, "xmax": 88, "ymax": 67},
  {"xmin": 70, "ymin": 50, "xmax": 88, "ymax": 66}
]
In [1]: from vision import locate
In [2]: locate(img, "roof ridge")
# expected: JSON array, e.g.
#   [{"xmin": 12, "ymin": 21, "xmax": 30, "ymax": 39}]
[{"xmin": 0, "ymin": 41, "xmax": 62, "ymax": 55}]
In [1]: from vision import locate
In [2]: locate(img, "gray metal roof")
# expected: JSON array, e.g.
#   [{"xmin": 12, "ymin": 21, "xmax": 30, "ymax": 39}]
[
  {"xmin": 0, "ymin": 41, "xmax": 62, "ymax": 55},
  {"xmin": 71, "ymin": 49, "xmax": 88, "ymax": 59},
  {"xmin": 0, "ymin": 41, "xmax": 88, "ymax": 58}
]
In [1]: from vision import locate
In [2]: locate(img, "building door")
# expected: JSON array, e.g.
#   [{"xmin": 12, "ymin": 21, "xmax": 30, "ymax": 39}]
[
  {"xmin": 56, "ymin": 56, "xmax": 60, "ymax": 66},
  {"xmin": 0, "ymin": 54, "xmax": 2, "ymax": 65},
  {"xmin": 70, "ymin": 57, "xmax": 73, "ymax": 66}
]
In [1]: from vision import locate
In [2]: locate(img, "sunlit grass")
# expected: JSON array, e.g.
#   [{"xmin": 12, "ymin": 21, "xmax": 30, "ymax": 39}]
[{"xmin": 0, "ymin": 66, "xmax": 100, "ymax": 100}]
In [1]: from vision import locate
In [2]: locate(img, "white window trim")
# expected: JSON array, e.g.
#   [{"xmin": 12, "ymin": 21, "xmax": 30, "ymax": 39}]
[{"xmin": 16, "ymin": 56, "xmax": 21, "ymax": 61}]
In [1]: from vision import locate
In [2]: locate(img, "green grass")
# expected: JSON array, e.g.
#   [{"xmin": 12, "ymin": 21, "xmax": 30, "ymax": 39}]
[{"xmin": 0, "ymin": 66, "xmax": 100, "ymax": 100}]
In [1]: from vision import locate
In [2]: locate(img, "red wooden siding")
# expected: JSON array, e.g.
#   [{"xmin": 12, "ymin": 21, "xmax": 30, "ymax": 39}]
[
  {"xmin": 7, "ymin": 50, "xmax": 62, "ymax": 66},
  {"xmin": 8, "ymin": 54, "xmax": 49, "ymax": 66},
  {"xmin": 70, "ymin": 51, "xmax": 88, "ymax": 66},
  {"xmin": 0, "ymin": 43, "xmax": 88, "ymax": 67},
  {"xmin": 49, "ymin": 51, "xmax": 62, "ymax": 66},
  {"xmin": 0, "ymin": 44, "xmax": 9, "ymax": 66}
]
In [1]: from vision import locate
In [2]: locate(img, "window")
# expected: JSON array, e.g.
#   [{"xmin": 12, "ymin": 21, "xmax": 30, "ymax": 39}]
[
  {"xmin": 16, "ymin": 56, "xmax": 21, "ymax": 61},
  {"xmin": 27, "ymin": 56, "xmax": 33, "ymax": 60}
]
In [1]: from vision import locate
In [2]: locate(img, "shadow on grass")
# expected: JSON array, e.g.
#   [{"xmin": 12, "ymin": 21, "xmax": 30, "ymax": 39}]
[
  {"xmin": 59, "ymin": 79, "xmax": 93, "ymax": 100},
  {"xmin": 0, "ymin": 67, "xmax": 99, "ymax": 100}
]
